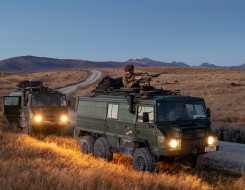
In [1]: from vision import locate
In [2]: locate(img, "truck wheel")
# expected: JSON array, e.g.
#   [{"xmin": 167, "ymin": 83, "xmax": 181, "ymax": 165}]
[
  {"xmin": 80, "ymin": 136, "xmax": 95, "ymax": 154},
  {"xmin": 94, "ymin": 137, "xmax": 113, "ymax": 161},
  {"xmin": 133, "ymin": 148, "xmax": 155, "ymax": 172}
]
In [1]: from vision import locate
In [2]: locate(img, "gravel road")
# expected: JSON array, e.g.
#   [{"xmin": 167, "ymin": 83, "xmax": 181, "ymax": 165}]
[
  {"xmin": 203, "ymin": 140, "xmax": 245, "ymax": 172},
  {"xmin": 58, "ymin": 70, "xmax": 102, "ymax": 94},
  {"xmin": 57, "ymin": 70, "xmax": 102, "ymax": 135}
]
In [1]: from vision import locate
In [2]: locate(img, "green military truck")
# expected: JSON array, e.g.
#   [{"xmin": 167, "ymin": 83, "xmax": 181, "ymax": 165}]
[
  {"xmin": 75, "ymin": 87, "xmax": 219, "ymax": 172},
  {"xmin": 3, "ymin": 81, "xmax": 70, "ymax": 134}
]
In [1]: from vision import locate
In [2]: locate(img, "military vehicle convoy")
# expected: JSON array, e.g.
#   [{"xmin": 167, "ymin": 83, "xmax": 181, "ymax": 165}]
[
  {"xmin": 3, "ymin": 81, "xmax": 70, "ymax": 134},
  {"xmin": 75, "ymin": 87, "xmax": 219, "ymax": 172}
]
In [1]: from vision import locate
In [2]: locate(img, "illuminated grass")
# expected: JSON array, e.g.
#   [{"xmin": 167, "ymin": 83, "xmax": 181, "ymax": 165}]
[
  {"xmin": 0, "ymin": 126, "xmax": 212, "ymax": 190},
  {"xmin": 0, "ymin": 124, "xmax": 245, "ymax": 190}
]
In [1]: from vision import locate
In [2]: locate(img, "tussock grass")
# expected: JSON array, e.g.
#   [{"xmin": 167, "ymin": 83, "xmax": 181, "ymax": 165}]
[
  {"xmin": 0, "ymin": 125, "xmax": 212, "ymax": 190},
  {"xmin": 1, "ymin": 68, "xmax": 245, "ymax": 189},
  {"xmin": 0, "ymin": 122, "xmax": 245, "ymax": 190},
  {"xmin": 213, "ymin": 123, "xmax": 245, "ymax": 143}
]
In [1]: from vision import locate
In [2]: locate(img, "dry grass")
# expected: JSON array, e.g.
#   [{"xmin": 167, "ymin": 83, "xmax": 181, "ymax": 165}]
[
  {"xmin": 213, "ymin": 122, "xmax": 245, "ymax": 143},
  {"xmin": 1, "ymin": 67, "xmax": 245, "ymax": 188},
  {"xmin": 0, "ymin": 125, "xmax": 209, "ymax": 190},
  {"xmin": 0, "ymin": 119, "xmax": 245, "ymax": 190}
]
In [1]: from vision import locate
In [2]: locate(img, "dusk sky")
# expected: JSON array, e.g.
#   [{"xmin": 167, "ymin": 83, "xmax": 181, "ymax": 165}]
[{"xmin": 0, "ymin": 0, "xmax": 245, "ymax": 66}]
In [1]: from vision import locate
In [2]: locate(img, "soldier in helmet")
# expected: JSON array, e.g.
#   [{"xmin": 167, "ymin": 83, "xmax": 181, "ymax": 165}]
[{"xmin": 122, "ymin": 64, "xmax": 140, "ymax": 88}]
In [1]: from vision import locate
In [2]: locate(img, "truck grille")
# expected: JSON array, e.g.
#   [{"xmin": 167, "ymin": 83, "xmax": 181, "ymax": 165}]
[
  {"xmin": 181, "ymin": 138, "xmax": 206, "ymax": 148},
  {"xmin": 182, "ymin": 128, "xmax": 207, "ymax": 139}
]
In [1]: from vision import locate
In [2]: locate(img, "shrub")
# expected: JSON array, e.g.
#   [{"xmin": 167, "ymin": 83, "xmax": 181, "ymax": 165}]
[
  {"xmin": 213, "ymin": 124, "xmax": 245, "ymax": 144},
  {"xmin": 230, "ymin": 82, "xmax": 237, "ymax": 86}
]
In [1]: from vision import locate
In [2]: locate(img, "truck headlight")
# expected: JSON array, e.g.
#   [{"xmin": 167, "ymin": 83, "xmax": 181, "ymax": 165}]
[
  {"xmin": 208, "ymin": 136, "xmax": 214, "ymax": 145},
  {"xmin": 61, "ymin": 115, "xmax": 68, "ymax": 122},
  {"xmin": 169, "ymin": 139, "xmax": 178, "ymax": 148},
  {"xmin": 35, "ymin": 115, "xmax": 42, "ymax": 122}
]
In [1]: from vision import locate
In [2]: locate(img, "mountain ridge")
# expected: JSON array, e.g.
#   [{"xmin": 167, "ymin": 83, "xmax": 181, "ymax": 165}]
[{"xmin": 0, "ymin": 56, "xmax": 244, "ymax": 73}]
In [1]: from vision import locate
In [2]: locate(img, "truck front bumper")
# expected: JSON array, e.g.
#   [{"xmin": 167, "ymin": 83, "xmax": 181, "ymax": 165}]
[{"xmin": 157, "ymin": 145, "xmax": 219, "ymax": 158}]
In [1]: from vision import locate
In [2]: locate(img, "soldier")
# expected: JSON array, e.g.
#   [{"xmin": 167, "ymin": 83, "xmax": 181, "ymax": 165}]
[{"xmin": 122, "ymin": 65, "xmax": 140, "ymax": 88}]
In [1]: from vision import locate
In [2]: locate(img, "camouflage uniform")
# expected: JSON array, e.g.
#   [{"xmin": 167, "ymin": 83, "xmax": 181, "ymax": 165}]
[{"xmin": 123, "ymin": 73, "xmax": 139, "ymax": 88}]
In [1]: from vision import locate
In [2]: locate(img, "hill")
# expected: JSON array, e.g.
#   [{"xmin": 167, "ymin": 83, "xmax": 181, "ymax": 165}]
[
  {"xmin": 199, "ymin": 63, "xmax": 219, "ymax": 68},
  {"xmin": 1, "ymin": 56, "xmax": 245, "ymax": 73},
  {"xmin": 230, "ymin": 63, "xmax": 245, "ymax": 70},
  {"xmin": 0, "ymin": 56, "xmax": 189, "ymax": 74}
]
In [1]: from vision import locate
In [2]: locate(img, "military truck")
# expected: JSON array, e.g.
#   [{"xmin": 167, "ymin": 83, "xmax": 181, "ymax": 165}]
[
  {"xmin": 3, "ymin": 81, "xmax": 70, "ymax": 134},
  {"xmin": 75, "ymin": 87, "xmax": 219, "ymax": 172}
]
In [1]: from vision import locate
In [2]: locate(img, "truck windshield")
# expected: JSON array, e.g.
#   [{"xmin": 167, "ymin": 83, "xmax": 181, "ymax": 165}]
[
  {"xmin": 32, "ymin": 95, "xmax": 67, "ymax": 106},
  {"xmin": 157, "ymin": 101, "xmax": 206, "ymax": 121}
]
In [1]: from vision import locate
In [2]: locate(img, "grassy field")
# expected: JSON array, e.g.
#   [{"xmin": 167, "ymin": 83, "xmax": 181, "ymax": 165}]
[
  {"xmin": 1, "ymin": 67, "xmax": 245, "ymax": 189},
  {"xmin": 0, "ymin": 121, "xmax": 244, "ymax": 190}
]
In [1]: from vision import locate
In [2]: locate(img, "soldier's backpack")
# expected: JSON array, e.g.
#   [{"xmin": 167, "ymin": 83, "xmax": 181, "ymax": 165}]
[
  {"xmin": 17, "ymin": 80, "xmax": 30, "ymax": 88},
  {"xmin": 97, "ymin": 76, "xmax": 123, "ymax": 89},
  {"xmin": 26, "ymin": 81, "xmax": 43, "ymax": 88}
]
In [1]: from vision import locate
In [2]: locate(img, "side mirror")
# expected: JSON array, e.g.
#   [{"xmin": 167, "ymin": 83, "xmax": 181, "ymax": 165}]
[
  {"xmin": 68, "ymin": 100, "xmax": 71, "ymax": 107},
  {"xmin": 143, "ymin": 112, "xmax": 149, "ymax": 123},
  {"xmin": 206, "ymin": 108, "xmax": 211, "ymax": 118}
]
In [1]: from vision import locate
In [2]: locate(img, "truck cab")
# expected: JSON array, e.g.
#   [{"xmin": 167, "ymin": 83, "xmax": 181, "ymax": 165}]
[{"xmin": 75, "ymin": 87, "xmax": 219, "ymax": 172}]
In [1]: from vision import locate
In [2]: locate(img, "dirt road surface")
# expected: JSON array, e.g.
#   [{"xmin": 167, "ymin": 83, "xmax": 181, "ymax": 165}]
[
  {"xmin": 203, "ymin": 141, "xmax": 245, "ymax": 172},
  {"xmin": 58, "ymin": 70, "xmax": 102, "ymax": 94}
]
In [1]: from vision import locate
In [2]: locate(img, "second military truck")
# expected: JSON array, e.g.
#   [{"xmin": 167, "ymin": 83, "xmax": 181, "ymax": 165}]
[
  {"xmin": 4, "ymin": 81, "xmax": 70, "ymax": 134},
  {"xmin": 75, "ymin": 87, "xmax": 219, "ymax": 172}
]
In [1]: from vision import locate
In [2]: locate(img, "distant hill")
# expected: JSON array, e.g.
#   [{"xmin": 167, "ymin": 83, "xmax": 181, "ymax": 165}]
[
  {"xmin": 199, "ymin": 63, "xmax": 219, "ymax": 68},
  {"xmin": 126, "ymin": 58, "xmax": 189, "ymax": 67},
  {"xmin": 230, "ymin": 63, "xmax": 245, "ymax": 70},
  {"xmin": 0, "ymin": 56, "xmax": 245, "ymax": 73},
  {"xmin": 0, "ymin": 56, "xmax": 190, "ymax": 73}
]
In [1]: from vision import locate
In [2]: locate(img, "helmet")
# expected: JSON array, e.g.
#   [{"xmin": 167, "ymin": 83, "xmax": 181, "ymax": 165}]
[{"xmin": 125, "ymin": 64, "xmax": 134, "ymax": 72}]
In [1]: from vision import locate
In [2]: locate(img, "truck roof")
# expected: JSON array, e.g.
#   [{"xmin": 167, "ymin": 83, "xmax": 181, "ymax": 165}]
[
  {"xmin": 30, "ymin": 91, "xmax": 64, "ymax": 95},
  {"xmin": 79, "ymin": 94, "xmax": 204, "ymax": 104}
]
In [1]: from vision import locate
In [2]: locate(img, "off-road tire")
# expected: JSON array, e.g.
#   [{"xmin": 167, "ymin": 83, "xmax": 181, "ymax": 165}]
[
  {"xmin": 94, "ymin": 137, "xmax": 113, "ymax": 161},
  {"xmin": 133, "ymin": 148, "xmax": 156, "ymax": 172},
  {"xmin": 80, "ymin": 136, "xmax": 95, "ymax": 155}
]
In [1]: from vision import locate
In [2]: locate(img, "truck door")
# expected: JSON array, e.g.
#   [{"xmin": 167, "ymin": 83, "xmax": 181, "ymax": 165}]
[
  {"xmin": 105, "ymin": 103, "xmax": 120, "ymax": 145},
  {"xmin": 135, "ymin": 105, "xmax": 156, "ymax": 150},
  {"xmin": 3, "ymin": 96, "xmax": 21, "ymax": 124}
]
